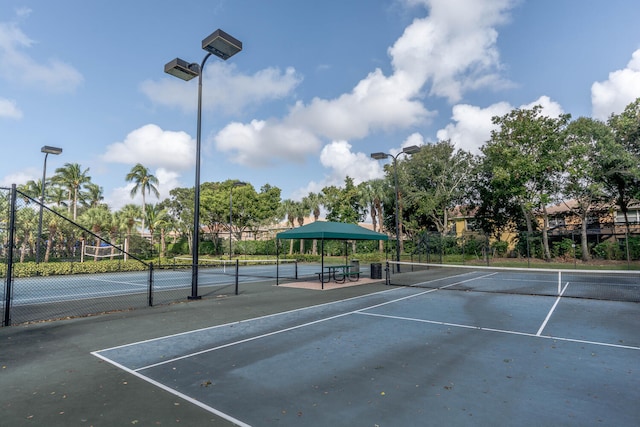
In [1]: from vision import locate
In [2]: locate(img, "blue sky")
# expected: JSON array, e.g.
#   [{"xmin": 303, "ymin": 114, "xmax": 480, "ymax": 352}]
[{"xmin": 2, "ymin": 0, "xmax": 640, "ymax": 211}]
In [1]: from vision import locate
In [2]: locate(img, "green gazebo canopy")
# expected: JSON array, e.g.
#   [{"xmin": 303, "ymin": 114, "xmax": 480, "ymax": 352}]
[{"xmin": 276, "ymin": 221, "xmax": 389, "ymax": 241}]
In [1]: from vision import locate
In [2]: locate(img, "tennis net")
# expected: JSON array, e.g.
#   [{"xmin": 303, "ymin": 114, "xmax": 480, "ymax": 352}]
[
  {"xmin": 171, "ymin": 258, "xmax": 298, "ymax": 280},
  {"xmin": 385, "ymin": 261, "xmax": 640, "ymax": 302}
]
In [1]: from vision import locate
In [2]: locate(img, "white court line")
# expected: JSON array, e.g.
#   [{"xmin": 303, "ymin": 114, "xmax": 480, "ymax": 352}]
[
  {"xmin": 357, "ymin": 311, "xmax": 640, "ymax": 351},
  {"xmin": 90, "ymin": 352, "xmax": 251, "ymax": 427},
  {"xmin": 88, "ymin": 277, "xmax": 147, "ymax": 287},
  {"xmin": 537, "ymin": 281, "xmax": 569, "ymax": 336}
]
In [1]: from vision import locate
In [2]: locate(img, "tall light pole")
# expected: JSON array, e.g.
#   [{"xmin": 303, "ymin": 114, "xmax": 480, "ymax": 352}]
[
  {"xmin": 36, "ymin": 145, "xmax": 62, "ymax": 263},
  {"xmin": 229, "ymin": 181, "xmax": 247, "ymax": 259},
  {"xmin": 165, "ymin": 29, "xmax": 242, "ymax": 300},
  {"xmin": 370, "ymin": 145, "xmax": 421, "ymax": 272}
]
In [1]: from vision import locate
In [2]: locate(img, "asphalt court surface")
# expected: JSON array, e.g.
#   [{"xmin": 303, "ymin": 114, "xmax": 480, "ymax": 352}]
[{"xmin": 94, "ymin": 286, "xmax": 640, "ymax": 426}]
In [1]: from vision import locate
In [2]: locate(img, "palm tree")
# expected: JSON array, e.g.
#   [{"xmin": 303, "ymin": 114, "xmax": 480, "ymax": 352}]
[
  {"xmin": 116, "ymin": 204, "xmax": 142, "ymax": 258},
  {"xmin": 305, "ymin": 192, "xmax": 324, "ymax": 255},
  {"xmin": 125, "ymin": 164, "xmax": 159, "ymax": 236},
  {"xmin": 297, "ymin": 197, "xmax": 311, "ymax": 253},
  {"xmin": 280, "ymin": 199, "xmax": 298, "ymax": 255},
  {"xmin": 18, "ymin": 179, "xmax": 42, "ymax": 202},
  {"xmin": 144, "ymin": 203, "xmax": 168, "ymax": 250},
  {"xmin": 79, "ymin": 207, "xmax": 112, "ymax": 261},
  {"xmin": 43, "ymin": 208, "xmax": 63, "ymax": 262},
  {"xmin": 53, "ymin": 163, "xmax": 91, "ymax": 220},
  {"xmin": 16, "ymin": 208, "xmax": 37, "ymax": 262},
  {"xmin": 48, "ymin": 186, "xmax": 69, "ymax": 208},
  {"xmin": 366, "ymin": 179, "xmax": 387, "ymax": 252},
  {"xmin": 82, "ymin": 183, "xmax": 104, "ymax": 208}
]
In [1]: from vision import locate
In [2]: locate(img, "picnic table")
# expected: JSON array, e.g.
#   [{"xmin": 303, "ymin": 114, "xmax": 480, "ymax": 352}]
[{"xmin": 317, "ymin": 265, "xmax": 360, "ymax": 283}]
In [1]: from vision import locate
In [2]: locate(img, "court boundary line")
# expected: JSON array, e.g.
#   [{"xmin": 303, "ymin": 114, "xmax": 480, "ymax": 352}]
[
  {"xmin": 358, "ymin": 311, "xmax": 640, "ymax": 351},
  {"xmin": 537, "ymin": 281, "xmax": 569, "ymax": 336},
  {"xmin": 91, "ymin": 352, "xmax": 251, "ymax": 427}
]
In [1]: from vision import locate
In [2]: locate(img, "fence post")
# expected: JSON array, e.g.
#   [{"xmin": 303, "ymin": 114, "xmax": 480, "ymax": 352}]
[
  {"xmin": 4, "ymin": 185, "xmax": 17, "ymax": 327},
  {"xmin": 148, "ymin": 262, "xmax": 154, "ymax": 307}
]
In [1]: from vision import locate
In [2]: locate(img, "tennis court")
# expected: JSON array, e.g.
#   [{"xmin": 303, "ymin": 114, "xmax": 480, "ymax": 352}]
[{"xmin": 93, "ymin": 263, "xmax": 640, "ymax": 426}]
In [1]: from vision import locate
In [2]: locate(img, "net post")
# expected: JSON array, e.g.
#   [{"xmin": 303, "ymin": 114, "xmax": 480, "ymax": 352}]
[
  {"xmin": 558, "ymin": 271, "xmax": 561, "ymax": 296},
  {"xmin": 235, "ymin": 259, "xmax": 239, "ymax": 295},
  {"xmin": 385, "ymin": 261, "xmax": 390, "ymax": 285},
  {"xmin": 148, "ymin": 262, "xmax": 154, "ymax": 307}
]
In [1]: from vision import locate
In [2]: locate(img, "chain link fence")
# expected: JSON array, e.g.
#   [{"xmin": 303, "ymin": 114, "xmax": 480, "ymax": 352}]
[
  {"xmin": 1, "ymin": 185, "xmax": 229, "ymax": 326},
  {"xmin": 406, "ymin": 229, "xmax": 640, "ymax": 267}
]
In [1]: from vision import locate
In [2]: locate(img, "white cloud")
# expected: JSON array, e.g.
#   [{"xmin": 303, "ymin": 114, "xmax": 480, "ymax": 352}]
[
  {"xmin": 591, "ymin": 49, "xmax": 640, "ymax": 120},
  {"xmin": 0, "ymin": 98, "xmax": 22, "ymax": 119},
  {"xmin": 389, "ymin": 0, "xmax": 516, "ymax": 103},
  {"xmin": 319, "ymin": 140, "xmax": 385, "ymax": 185},
  {"xmin": 0, "ymin": 19, "xmax": 83, "ymax": 92},
  {"xmin": 437, "ymin": 102, "xmax": 511, "ymax": 153},
  {"xmin": 210, "ymin": 0, "xmax": 514, "ymax": 169},
  {"xmin": 0, "ymin": 168, "xmax": 38, "ymax": 187},
  {"xmin": 436, "ymin": 96, "xmax": 564, "ymax": 154},
  {"xmin": 287, "ymin": 140, "xmax": 384, "ymax": 201},
  {"xmin": 102, "ymin": 124, "xmax": 195, "ymax": 171},
  {"xmin": 141, "ymin": 63, "xmax": 302, "ymax": 115},
  {"xmin": 215, "ymin": 119, "xmax": 322, "ymax": 167}
]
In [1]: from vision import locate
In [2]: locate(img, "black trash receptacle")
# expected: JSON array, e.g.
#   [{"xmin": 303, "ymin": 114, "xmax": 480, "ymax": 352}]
[{"xmin": 370, "ymin": 263, "xmax": 382, "ymax": 279}]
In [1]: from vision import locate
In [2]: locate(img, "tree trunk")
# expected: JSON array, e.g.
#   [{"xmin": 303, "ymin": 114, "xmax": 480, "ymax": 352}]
[
  {"xmin": 44, "ymin": 225, "xmax": 56, "ymax": 262},
  {"xmin": 541, "ymin": 206, "xmax": 551, "ymax": 261},
  {"xmin": 580, "ymin": 212, "xmax": 591, "ymax": 261},
  {"xmin": 377, "ymin": 201, "xmax": 384, "ymax": 252}
]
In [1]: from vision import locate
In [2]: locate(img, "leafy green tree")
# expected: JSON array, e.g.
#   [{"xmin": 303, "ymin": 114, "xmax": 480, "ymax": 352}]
[
  {"xmin": 605, "ymin": 97, "xmax": 640, "ymax": 233},
  {"xmin": 403, "ymin": 140, "xmax": 475, "ymax": 237},
  {"xmin": 481, "ymin": 106, "xmax": 571, "ymax": 260},
  {"xmin": 563, "ymin": 117, "xmax": 614, "ymax": 260},
  {"xmin": 165, "ymin": 187, "xmax": 195, "ymax": 253},
  {"xmin": 322, "ymin": 177, "xmax": 364, "ymax": 224},
  {"xmin": 125, "ymin": 163, "xmax": 159, "ymax": 236}
]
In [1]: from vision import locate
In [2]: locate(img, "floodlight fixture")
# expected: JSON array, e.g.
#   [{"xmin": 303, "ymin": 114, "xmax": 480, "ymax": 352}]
[
  {"xmin": 202, "ymin": 29, "xmax": 242, "ymax": 60},
  {"xmin": 370, "ymin": 152, "xmax": 389, "ymax": 160},
  {"xmin": 164, "ymin": 58, "xmax": 199, "ymax": 81},
  {"xmin": 41, "ymin": 145, "xmax": 63, "ymax": 155},
  {"xmin": 402, "ymin": 145, "xmax": 421, "ymax": 155}
]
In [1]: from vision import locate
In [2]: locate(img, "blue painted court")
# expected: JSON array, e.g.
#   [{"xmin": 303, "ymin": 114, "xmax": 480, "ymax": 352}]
[{"xmin": 93, "ymin": 284, "xmax": 640, "ymax": 426}]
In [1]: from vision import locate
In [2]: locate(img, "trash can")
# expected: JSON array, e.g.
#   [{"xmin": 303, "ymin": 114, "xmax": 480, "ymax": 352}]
[
  {"xmin": 350, "ymin": 259, "xmax": 360, "ymax": 273},
  {"xmin": 370, "ymin": 262, "xmax": 382, "ymax": 279}
]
